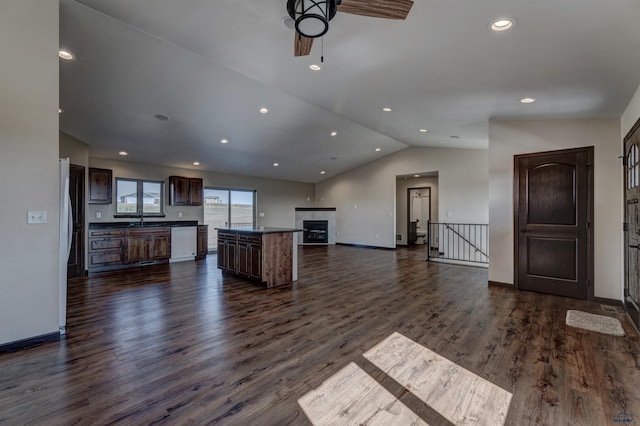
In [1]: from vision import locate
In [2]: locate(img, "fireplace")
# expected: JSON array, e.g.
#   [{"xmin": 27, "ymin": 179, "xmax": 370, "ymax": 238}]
[{"xmin": 303, "ymin": 220, "xmax": 329, "ymax": 244}]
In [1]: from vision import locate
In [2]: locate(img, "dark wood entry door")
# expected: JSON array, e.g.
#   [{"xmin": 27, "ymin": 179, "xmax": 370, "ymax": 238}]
[
  {"xmin": 67, "ymin": 164, "xmax": 85, "ymax": 278},
  {"xmin": 624, "ymin": 120, "xmax": 640, "ymax": 330},
  {"xmin": 515, "ymin": 147, "xmax": 593, "ymax": 299}
]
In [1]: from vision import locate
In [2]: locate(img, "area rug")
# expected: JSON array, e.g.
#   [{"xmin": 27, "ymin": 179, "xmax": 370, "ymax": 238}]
[{"xmin": 566, "ymin": 310, "xmax": 625, "ymax": 336}]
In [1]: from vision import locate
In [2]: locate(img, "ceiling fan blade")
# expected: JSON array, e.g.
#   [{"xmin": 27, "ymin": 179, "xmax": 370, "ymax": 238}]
[
  {"xmin": 294, "ymin": 33, "xmax": 313, "ymax": 57},
  {"xmin": 337, "ymin": 0, "xmax": 413, "ymax": 20}
]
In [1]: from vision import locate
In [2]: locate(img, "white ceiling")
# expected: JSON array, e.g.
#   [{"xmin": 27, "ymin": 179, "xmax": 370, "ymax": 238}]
[{"xmin": 59, "ymin": 0, "xmax": 640, "ymax": 183}]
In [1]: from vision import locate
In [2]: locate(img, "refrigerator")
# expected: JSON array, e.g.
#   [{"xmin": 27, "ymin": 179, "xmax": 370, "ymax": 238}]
[{"xmin": 58, "ymin": 158, "xmax": 72, "ymax": 335}]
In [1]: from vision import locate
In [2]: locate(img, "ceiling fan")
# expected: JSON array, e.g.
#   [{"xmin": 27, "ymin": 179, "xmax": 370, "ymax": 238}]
[{"xmin": 286, "ymin": 0, "xmax": 414, "ymax": 57}]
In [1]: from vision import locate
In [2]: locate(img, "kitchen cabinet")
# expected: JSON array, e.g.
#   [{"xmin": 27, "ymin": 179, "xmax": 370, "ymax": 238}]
[
  {"xmin": 215, "ymin": 228, "xmax": 299, "ymax": 287},
  {"xmin": 168, "ymin": 176, "xmax": 203, "ymax": 206},
  {"xmin": 196, "ymin": 225, "xmax": 208, "ymax": 259},
  {"xmin": 88, "ymin": 222, "xmax": 199, "ymax": 274},
  {"xmin": 125, "ymin": 227, "xmax": 170, "ymax": 264},
  {"xmin": 88, "ymin": 228, "xmax": 125, "ymax": 272},
  {"xmin": 217, "ymin": 231, "xmax": 237, "ymax": 272},
  {"xmin": 237, "ymin": 234, "xmax": 262, "ymax": 279},
  {"xmin": 88, "ymin": 168, "xmax": 112, "ymax": 204}
]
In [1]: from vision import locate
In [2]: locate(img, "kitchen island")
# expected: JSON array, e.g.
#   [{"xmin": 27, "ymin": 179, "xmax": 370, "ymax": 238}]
[{"xmin": 215, "ymin": 227, "xmax": 302, "ymax": 287}]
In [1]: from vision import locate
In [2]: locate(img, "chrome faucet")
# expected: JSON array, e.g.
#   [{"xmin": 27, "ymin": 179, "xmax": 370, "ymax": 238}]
[{"xmin": 138, "ymin": 208, "xmax": 144, "ymax": 226}]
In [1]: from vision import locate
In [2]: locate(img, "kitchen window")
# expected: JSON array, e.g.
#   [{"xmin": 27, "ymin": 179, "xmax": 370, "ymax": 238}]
[{"xmin": 115, "ymin": 178, "xmax": 165, "ymax": 217}]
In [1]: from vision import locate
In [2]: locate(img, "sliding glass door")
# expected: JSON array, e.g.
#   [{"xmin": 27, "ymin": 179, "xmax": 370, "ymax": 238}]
[{"xmin": 203, "ymin": 188, "xmax": 256, "ymax": 251}]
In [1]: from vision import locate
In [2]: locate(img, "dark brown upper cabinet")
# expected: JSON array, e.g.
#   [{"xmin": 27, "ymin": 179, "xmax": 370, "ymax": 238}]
[
  {"xmin": 88, "ymin": 168, "xmax": 112, "ymax": 204},
  {"xmin": 168, "ymin": 176, "xmax": 203, "ymax": 206}
]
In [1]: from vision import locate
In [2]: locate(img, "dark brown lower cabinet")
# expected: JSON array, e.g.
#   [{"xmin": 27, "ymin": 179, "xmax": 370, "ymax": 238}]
[
  {"xmin": 196, "ymin": 225, "xmax": 208, "ymax": 259},
  {"xmin": 88, "ymin": 229, "xmax": 125, "ymax": 272},
  {"xmin": 216, "ymin": 229, "xmax": 293, "ymax": 287},
  {"xmin": 125, "ymin": 227, "xmax": 170, "ymax": 264},
  {"xmin": 237, "ymin": 234, "xmax": 262, "ymax": 279},
  {"xmin": 217, "ymin": 232, "xmax": 237, "ymax": 272},
  {"xmin": 89, "ymin": 226, "xmax": 171, "ymax": 273}
]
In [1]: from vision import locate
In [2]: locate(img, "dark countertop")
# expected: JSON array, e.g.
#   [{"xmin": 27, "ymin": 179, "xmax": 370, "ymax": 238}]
[
  {"xmin": 89, "ymin": 221, "xmax": 202, "ymax": 229},
  {"xmin": 215, "ymin": 226, "xmax": 302, "ymax": 234}
]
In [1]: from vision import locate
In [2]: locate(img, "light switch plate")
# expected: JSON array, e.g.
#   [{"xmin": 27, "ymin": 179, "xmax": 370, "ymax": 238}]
[{"xmin": 27, "ymin": 210, "xmax": 47, "ymax": 224}]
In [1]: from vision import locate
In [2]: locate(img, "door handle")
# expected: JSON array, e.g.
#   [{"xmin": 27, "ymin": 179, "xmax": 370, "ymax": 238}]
[
  {"xmin": 520, "ymin": 229, "xmax": 532, "ymax": 233},
  {"xmin": 629, "ymin": 244, "xmax": 640, "ymax": 250}
]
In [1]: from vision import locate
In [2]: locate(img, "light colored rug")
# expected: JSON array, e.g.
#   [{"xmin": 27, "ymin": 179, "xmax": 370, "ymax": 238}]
[{"xmin": 566, "ymin": 310, "xmax": 625, "ymax": 336}]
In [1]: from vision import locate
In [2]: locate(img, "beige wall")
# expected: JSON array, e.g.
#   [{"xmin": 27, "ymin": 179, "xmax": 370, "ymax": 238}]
[
  {"xmin": 60, "ymin": 132, "xmax": 89, "ymax": 168},
  {"xmin": 622, "ymin": 84, "xmax": 640, "ymax": 136},
  {"xmin": 488, "ymin": 118, "xmax": 622, "ymax": 300},
  {"xmin": 87, "ymin": 158, "xmax": 314, "ymax": 228},
  {"xmin": 316, "ymin": 147, "xmax": 488, "ymax": 248},
  {"xmin": 0, "ymin": 1, "xmax": 60, "ymax": 344}
]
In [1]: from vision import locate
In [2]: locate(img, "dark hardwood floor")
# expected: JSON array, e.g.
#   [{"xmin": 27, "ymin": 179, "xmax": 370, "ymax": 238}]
[{"xmin": 0, "ymin": 245, "xmax": 638, "ymax": 425}]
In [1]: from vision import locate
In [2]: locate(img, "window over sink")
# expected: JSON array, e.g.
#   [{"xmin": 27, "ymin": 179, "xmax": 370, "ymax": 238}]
[{"xmin": 115, "ymin": 178, "xmax": 164, "ymax": 216}]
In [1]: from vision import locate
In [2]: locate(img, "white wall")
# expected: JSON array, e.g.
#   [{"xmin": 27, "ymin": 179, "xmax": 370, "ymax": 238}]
[
  {"xmin": 488, "ymin": 118, "xmax": 622, "ymax": 300},
  {"xmin": 315, "ymin": 147, "xmax": 488, "ymax": 248},
  {"xmin": 0, "ymin": 1, "xmax": 60, "ymax": 344},
  {"xmin": 87, "ymin": 158, "xmax": 314, "ymax": 228}
]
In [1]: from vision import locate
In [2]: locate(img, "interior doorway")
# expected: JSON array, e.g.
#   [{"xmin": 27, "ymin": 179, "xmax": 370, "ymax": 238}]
[
  {"xmin": 67, "ymin": 164, "xmax": 85, "ymax": 278},
  {"xmin": 407, "ymin": 187, "xmax": 431, "ymax": 245},
  {"xmin": 514, "ymin": 147, "xmax": 594, "ymax": 299}
]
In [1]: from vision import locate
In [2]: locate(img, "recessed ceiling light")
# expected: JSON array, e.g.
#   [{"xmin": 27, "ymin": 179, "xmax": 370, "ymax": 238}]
[
  {"xmin": 310, "ymin": 64, "xmax": 321, "ymax": 71},
  {"xmin": 273, "ymin": 162, "xmax": 279, "ymax": 167},
  {"xmin": 154, "ymin": 114, "xmax": 169, "ymax": 121},
  {"xmin": 118, "ymin": 151, "xmax": 128, "ymax": 156},
  {"xmin": 193, "ymin": 162, "xmax": 200, "ymax": 166},
  {"xmin": 221, "ymin": 138, "xmax": 228, "ymax": 144},
  {"xmin": 419, "ymin": 128, "xmax": 428, "ymax": 133},
  {"xmin": 282, "ymin": 16, "xmax": 296, "ymax": 31},
  {"xmin": 519, "ymin": 97, "xmax": 536, "ymax": 104},
  {"xmin": 320, "ymin": 171, "xmax": 326, "ymax": 175},
  {"xmin": 414, "ymin": 174, "xmax": 420, "ymax": 178},
  {"xmin": 260, "ymin": 107, "xmax": 269, "ymax": 114},
  {"xmin": 491, "ymin": 18, "xmax": 515, "ymax": 32},
  {"xmin": 440, "ymin": 141, "xmax": 445, "ymax": 144},
  {"xmin": 58, "ymin": 49, "xmax": 74, "ymax": 60},
  {"xmin": 375, "ymin": 148, "xmax": 381, "ymax": 152},
  {"xmin": 382, "ymin": 107, "xmax": 392, "ymax": 112},
  {"xmin": 58, "ymin": 108, "xmax": 63, "ymax": 114},
  {"xmin": 330, "ymin": 131, "xmax": 337, "ymax": 137}
]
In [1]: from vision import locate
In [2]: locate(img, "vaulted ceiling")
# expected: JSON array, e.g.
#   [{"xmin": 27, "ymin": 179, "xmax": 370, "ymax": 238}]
[{"xmin": 59, "ymin": 0, "xmax": 640, "ymax": 183}]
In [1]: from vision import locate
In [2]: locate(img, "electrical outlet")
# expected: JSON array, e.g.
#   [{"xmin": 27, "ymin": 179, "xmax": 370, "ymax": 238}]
[
  {"xmin": 27, "ymin": 210, "xmax": 46, "ymax": 224},
  {"xmin": 259, "ymin": 212, "xmax": 265, "ymax": 217},
  {"xmin": 178, "ymin": 211, "xmax": 183, "ymax": 218},
  {"xmin": 96, "ymin": 211, "xmax": 102, "ymax": 219}
]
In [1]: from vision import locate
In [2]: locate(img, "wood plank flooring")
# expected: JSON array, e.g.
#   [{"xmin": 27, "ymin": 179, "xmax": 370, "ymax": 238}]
[{"xmin": 0, "ymin": 245, "xmax": 638, "ymax": 425}]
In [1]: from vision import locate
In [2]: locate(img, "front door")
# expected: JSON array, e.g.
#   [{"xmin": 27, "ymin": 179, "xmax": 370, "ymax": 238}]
[
  {"xmin": 67, "ymin": 164, "xmax": 85, "ymax": 278},
  {"xmin": 515, "ymin": 147, "xmax": 593, "ymax": 299},
  {"xmin": 624, "ymin": 120, "xmax": 640, "ymax": 329}
]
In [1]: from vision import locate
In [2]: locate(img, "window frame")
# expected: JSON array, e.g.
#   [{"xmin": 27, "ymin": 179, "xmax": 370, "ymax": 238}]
[{"xmin": 114, "ymin": 177, "xmax": 166, "ymax": 218}]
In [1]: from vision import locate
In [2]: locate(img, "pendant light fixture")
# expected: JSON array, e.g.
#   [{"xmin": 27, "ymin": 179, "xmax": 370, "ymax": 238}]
[{"xmin": 287, "ymin": 0, "xmax": 338, "ymax": 38}]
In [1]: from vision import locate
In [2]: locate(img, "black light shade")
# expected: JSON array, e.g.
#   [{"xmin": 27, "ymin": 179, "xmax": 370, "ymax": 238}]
[{"xmin": 287, "ymin": 0, "xmax": 338, "ymax": 38}]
